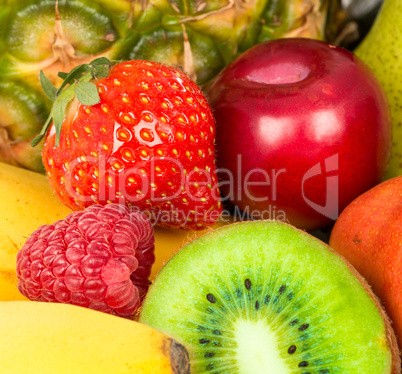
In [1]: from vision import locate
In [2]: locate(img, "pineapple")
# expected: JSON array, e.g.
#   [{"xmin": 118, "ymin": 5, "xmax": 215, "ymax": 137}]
[{"xmin": 0, "ymin": 0, "xmax": 339, "ymax": 173}]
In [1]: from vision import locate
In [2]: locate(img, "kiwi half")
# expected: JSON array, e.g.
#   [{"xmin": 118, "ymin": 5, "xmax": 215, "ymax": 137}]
[{"xmin": 140, "ymin": 221, "xmax": 400, "ymax": 374}]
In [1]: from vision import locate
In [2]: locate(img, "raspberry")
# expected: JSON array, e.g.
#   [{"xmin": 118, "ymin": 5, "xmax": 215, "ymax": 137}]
[{"xmin": 16, "ymin": 204, "xmax": 155, "ymax": 317}]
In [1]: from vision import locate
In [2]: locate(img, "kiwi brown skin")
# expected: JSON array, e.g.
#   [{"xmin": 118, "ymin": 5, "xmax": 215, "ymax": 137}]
[{"xmin": 153, "ymin": 219, "xmax": 401, "ymax": 373}]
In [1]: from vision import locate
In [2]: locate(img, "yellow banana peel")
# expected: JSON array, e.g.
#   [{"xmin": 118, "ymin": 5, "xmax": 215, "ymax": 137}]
[
  {"xmin": 0, "ymin": 162, "xmax": 71, "ymax": 300},
  {"xmin": 152, "ymin": 221, "xmax": 229, "ymax": 280},
  {"xmin": 0, "ymin": 162, "xmax": 229, "ymax": 301},
  {"xmin": 0, "ymin": 301, "xmax": 189, "ymax": 374}
]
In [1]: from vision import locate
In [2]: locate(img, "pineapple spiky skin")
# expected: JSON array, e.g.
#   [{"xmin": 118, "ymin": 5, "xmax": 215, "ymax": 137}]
[{"xmin": 0, "ymin": 0, "xmax": 337, "ymax": 173}]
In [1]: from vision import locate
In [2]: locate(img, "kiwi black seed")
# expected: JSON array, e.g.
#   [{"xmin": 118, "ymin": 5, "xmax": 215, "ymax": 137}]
[{"xmin": 140, "ymin": 221, "xmax": 399, "ymax": 374}]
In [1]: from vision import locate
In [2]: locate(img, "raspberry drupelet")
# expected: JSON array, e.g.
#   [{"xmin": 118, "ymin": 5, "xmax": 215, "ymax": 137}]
[{"xmin": 16, "ymin": 203, "xmax": 155, "ymax": 317}]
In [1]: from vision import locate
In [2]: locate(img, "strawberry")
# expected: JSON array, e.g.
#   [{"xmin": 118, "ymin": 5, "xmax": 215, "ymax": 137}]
[{"xmin": 34, "ymin": 58, "xmax": 222, "ymax": 230}]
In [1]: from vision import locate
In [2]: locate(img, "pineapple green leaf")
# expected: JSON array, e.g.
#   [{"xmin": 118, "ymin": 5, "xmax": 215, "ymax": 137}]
[
  {"xmin": 75, "ymin": 81, "xmax": 100, "ymax": 106},
  {"xmin": 39, "ymin": 71, "xmax": 57, "ymax": 101}
]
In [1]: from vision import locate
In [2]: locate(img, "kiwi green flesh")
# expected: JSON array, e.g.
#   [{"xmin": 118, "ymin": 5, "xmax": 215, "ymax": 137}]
[{"xmin": 140, "ymin": 221, "xmax": 393, "ymax": 374}]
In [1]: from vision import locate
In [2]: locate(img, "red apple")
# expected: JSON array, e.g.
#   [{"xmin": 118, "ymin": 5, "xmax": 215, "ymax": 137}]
[
  {"xmin": 329, "ymin": 176, "xmax": 402, "ymax": 348},
  {"xmin": 208, "ymin": 38, "xmax": 391, "ymax": 230}
]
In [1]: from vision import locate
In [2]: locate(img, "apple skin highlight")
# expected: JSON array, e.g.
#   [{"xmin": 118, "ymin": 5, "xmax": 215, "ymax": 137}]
[{"xmin": 208, "ymin": 38, "xmax": 391, "ymax": 231}]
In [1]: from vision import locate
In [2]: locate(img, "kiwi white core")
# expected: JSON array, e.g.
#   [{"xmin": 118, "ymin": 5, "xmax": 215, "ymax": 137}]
[{"xmin": 235, "ymin": 319, "xmax": 289, "ymax": 374}]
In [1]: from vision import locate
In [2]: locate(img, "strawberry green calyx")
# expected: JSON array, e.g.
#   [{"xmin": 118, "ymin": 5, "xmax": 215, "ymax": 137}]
[{"xmin": 32, "ymin": 57, "xmax": 112, "ymax": 148}]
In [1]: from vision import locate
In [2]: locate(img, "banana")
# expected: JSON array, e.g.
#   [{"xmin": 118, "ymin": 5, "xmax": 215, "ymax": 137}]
[
  {"xmin": 0, "ymin": 162, "xmax": 71, "ymax": 300},
  {"xmin": 0, "ymin": 162, "xmax": 229, "ymax": 300},
  {"xmin": 152, "ymin": 222, "xmax": 228, "ymax": 279},
  {"xmin": 0, "ymin": 301, "xmax": 189, "ymax": 374}
]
